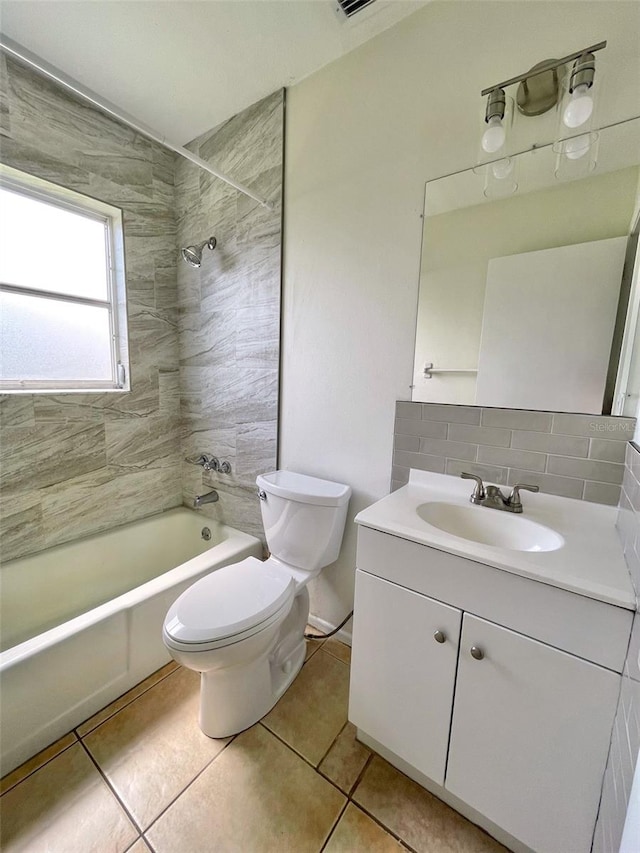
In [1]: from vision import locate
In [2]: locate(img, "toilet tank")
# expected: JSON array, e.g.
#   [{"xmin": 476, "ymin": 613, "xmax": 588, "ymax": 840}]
[{"xmin": 256, "ymin": 471, "xmax": 351, "ymax": 572}]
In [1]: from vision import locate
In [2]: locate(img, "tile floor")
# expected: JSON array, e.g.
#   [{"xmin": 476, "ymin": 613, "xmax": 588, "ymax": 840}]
[{"xmin": 0, "ymin": 634, "xmax": 508, "ymax": 853}]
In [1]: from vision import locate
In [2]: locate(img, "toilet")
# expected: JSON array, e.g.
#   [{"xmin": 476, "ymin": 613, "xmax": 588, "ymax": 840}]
[{"xmin": 162, "ymin": 470, "xmax": 351, "ymax": 738}]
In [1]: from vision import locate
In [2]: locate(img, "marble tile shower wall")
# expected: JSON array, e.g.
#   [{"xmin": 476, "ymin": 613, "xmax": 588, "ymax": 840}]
[
  {"xmin": 393, "ymin": 402, "xmax": 635, "ymax": 505},
  {"xmin": 0, "ymin": 57, "xmax": 181, "ymax": 562},
  {"xmin": 593, "ymin": 443, "xmax": 640, "ymax": 852},
  {"xmin": 175, "ymin": 91, "xmax": 284, "ymax": 542}
]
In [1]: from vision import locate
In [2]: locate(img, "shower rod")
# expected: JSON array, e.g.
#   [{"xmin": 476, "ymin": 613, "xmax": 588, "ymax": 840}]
[{"xmin": 0, "ymin": 35, "xmax": 273, "ymax": 210}]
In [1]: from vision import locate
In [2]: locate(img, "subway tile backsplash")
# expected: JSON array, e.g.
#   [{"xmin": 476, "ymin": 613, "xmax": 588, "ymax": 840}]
[
  {"xmin": 594, "ymin": 443, "xmax": 640, "ymax": 853},
  {"xmin": 392, "ymin": 402, "xmax": 635, "ymax": 505}
]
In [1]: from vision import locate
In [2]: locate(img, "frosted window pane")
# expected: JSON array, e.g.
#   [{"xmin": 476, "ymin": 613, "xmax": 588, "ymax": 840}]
[
  {"xmin": 0, "ymin": 291, "xmax": 113, "ymax": 381},
  {"xmin": 0, "ymin": 187, "xmax": 108, "ymax": 300}
]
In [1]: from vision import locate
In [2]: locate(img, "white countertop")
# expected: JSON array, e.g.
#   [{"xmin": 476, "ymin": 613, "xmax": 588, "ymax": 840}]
[{"xmin": 355, "ymin": 470, "xmax": 635, "ymax": 610}]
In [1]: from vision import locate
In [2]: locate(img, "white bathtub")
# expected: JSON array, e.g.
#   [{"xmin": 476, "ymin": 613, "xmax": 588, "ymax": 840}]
[{"xmin": 0, "ymin": 508, "xmax": 262, "ymax": 775}]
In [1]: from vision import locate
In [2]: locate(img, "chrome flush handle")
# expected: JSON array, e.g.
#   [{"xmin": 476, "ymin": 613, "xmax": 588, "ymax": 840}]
[{"xmin": 257, "ymin": 489, "xmax": 267, "ymax": 501}]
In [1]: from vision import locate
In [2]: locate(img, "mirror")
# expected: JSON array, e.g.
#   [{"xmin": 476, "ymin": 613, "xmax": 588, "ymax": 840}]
[{"xmin": 412, "ymin": 118, "xmax": 640, "ymax": 415}]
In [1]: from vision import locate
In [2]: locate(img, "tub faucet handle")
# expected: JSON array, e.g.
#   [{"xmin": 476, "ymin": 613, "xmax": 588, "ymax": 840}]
[
  {"xmin": 185, "ymin": 454, "xmax": 231, "ymax": 474},
  {"xmin": 186, "ymin": 454, "xmax": 214, "ymax": 470}
]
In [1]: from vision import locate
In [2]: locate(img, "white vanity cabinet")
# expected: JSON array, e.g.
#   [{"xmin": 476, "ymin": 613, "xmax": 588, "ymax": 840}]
[
  {"xmin": 446, "ymin": 614, "xmax": 619, "ymax": 853},
  {"xmin": 349, "ymin": 525, "xmax": 631, "ymax": 853},
  {"xmin": 348, "ymin": 571, "xmax": 461, "ymax": 785}
]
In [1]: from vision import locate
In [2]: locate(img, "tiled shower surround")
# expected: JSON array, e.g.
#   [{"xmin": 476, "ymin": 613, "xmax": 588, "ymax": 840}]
[
  {"xmin": 0, "ymin": 56, "xmax": 181, "ymax": 562},
  {"xmin": 176, "ymin": 91, "xmax": 283, "ymax": 542},
  {"xmin": 594, "ymin": 442, "xmax": 640, "ymax": 851},
  {"xmin": 393, "ymin": 401, "xmax": 635, "ymax": 505},
  {"xmin": 0, "ymin": 55, "xmax": 283, "ymax": 561}
]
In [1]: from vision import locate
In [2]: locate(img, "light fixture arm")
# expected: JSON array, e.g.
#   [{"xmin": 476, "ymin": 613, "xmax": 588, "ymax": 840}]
[{"xmin": 480, "ymin": 40, "xmax": 606, "ymax": 97}]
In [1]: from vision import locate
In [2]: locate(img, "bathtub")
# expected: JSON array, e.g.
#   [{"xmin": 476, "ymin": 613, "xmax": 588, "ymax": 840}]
[{"xmin": 0, "ymin": 508, "xmax": 262, "ymax": 775}]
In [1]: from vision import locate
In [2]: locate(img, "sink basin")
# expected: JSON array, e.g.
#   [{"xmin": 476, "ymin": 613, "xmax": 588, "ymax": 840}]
[{"xmin": 416, "ymin": 501, "xmax": 564, "ymax": 552}]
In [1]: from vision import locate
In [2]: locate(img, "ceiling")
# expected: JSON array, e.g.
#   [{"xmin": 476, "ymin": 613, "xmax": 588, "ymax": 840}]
[{"xmin": 0, "ymin": 0, "xmax": 427, "ymax": 144}]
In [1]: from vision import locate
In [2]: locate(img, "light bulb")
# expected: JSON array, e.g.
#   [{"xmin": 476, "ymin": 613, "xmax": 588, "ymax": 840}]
[
  {"xmin": 481, "ymin": 116, "xmax": 506, "ymax": 153},
  {"xmin": 563, "ymin": 83, "xmax": 594, "ymax": 129},
  {"xmin": 564, "ymin": 134, "xmax": 591, "ymax": 160},
  {"xmin": 491, "ymin": 158, "xmax": 513, "ymax": 179}
]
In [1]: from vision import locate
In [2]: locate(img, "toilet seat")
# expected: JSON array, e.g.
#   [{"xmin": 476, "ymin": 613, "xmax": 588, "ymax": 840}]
[{"xmin": 163, "ymin": 557, "xmax": 295, "ymax": 651}]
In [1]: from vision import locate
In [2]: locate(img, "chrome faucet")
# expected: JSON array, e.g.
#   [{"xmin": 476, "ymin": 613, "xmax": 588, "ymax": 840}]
[
  {"xmin": 461, "ymin": 473, "xmax": 539, "ymax": 514},
  {"xmin": 193, "ymin": 490, "xmax": 219, "ymax": 509},
  {"xmin": 185, "ymin": 454, "xmax": 232, "ymax": 474}
]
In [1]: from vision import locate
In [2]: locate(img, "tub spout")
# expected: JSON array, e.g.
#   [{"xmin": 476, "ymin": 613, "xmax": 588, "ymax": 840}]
[{"xmin": 194, "ymin": 490, "xmax": 219, "ymax": 509}]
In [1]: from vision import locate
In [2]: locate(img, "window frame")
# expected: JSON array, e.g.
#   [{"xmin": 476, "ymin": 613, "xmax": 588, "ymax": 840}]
[{"xmin": 0, "ymin": 164, "xmax": 130, "ymax": 394}]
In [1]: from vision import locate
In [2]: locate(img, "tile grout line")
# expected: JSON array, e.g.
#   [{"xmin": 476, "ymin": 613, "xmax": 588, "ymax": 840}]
[
  {"xmin": 2, "ymin": 664, "xmax": 178, "ymax": 795},
  {"xmin": 123, "ymin": 836, "xmax": 146, "ymax": 853},
  {"xmin": 142, "ymin": 831, "xmax": 157, "ymax": 853},
  {"xmin": 321, "ymin": 645, "xmax": 352, "ymax": 666},
  {"xmin": 141, "ymin": 734, "xmax": 239, "ymax": 837},
  {"xmin": 315, "ymin": 720, "xmax": 350, "ymax": 771},
  {"xmin": 0, "ymin": 734, "xmax": 79, "ymax": 796},
  {"xmin": 347, "ymin": 751, "xmax": 373, "ymax": 798},
  {"xmin": 77, "ymin": 738, "xmax": 144, "ymax": 836},
  {"xmin": 347, "ymin": 798, "xmax": 420, "ymax": 853},
  {"xmin": 77, "ymin": 664, "xmax": 180, "ymax": 738},
  {"xmin": 257, "ymin": 722, "xmax": 346, "ymax": 798},
  {"xmin": 318, "ymin": 798, "xmax": 349, "ymax": 853}
]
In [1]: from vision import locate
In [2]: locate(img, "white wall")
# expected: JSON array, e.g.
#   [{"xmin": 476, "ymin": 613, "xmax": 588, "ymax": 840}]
[{"xmin": 281, "ymin": 1, "xmax": 640, "ymax": 628}]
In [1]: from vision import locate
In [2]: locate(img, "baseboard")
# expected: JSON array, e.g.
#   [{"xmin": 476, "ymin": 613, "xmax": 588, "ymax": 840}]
[{"xmin": 307, "ymin": 613, "xmax": 352, "ymax": 646}]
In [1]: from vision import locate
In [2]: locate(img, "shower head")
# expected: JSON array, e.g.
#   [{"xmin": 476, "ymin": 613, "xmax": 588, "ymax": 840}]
[{"xmin": 181, "ymin": 236, "xmax": 217, "ymax": 268}]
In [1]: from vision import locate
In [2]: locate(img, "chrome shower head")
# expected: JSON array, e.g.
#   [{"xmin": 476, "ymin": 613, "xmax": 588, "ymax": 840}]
[{"xmin": 181, "ymin": 236, "xmax": 217, "ymax": 268}]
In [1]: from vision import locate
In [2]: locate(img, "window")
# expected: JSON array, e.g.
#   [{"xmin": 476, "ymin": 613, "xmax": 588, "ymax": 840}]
[{"xmin": 0, "ymin": 165, "xmax": 129, "ymax": 392}]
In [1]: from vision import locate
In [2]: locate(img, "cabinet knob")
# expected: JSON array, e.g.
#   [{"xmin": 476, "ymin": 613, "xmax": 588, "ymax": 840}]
[
  {"xmin": 433, "ymin": 630, "xmax": 446, "ymax": 644},
  {"xmin": 470, "ymin": 646, "xmax": 484, "ymax": 660}
]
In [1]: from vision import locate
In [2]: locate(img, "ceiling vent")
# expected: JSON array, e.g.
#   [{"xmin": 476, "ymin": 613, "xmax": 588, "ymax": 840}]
[{"xmin": 336, "ymin": 0, "xmax": 377, "ymax": 19}]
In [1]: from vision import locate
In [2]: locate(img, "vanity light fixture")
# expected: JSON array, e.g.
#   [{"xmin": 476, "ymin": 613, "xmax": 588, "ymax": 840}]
[
  {"xmin": 479, "ymin": 40, "xmax": 606, "ymax": 183},
  {"xmin": 481, "ymin": 88, "xmax": 507, "ymax": 154},
  {"xmin": 562, "ymin": 52, "xmax": 596, "ymax": 129}
]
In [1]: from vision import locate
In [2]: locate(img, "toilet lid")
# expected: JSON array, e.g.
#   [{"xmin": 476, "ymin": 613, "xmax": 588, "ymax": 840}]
[{"xmin": 164, "ymin": 557, "xmax": 295, "ymax": 644}]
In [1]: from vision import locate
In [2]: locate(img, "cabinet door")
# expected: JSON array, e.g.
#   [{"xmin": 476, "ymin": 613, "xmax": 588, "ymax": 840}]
[
  {"xmin": 446, "ymin": 614, "xmax": 620, "ymax": 853},
  {"xmin": 348, "ymin": 569, "xmax": 462, "ymax": 785}
]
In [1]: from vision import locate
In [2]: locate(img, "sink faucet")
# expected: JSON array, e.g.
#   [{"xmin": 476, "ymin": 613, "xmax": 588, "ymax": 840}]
[
  {"xmin": 193, "ymin": 490, "xmax": 219, "ymax": 509},
  {"xmin": 461, "ymin": 473, "xmax": 539, "ymax": 514}
]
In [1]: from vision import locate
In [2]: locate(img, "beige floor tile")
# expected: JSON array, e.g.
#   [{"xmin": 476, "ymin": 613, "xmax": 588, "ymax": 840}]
[
  {"xmin": 0, "ymin": 742, "xmax": 137, "ymax": 853},
  {"xmin": 305, "ymin": 637, "xmax": 324, "ymax": 661},
  {"xmin": 353, "ymin": 756, "xmax": 508, "ymax": 853},
  {"xmin": 262, "ymin": 649, "xmax": 350, "ymax": 765},
  {"xmin": 323, "ymin": 638, "xmax": 352, "ymax": 665},
  {"xmin": 0, "ymin": 732, "xmax": 77, "ymax": 795},
  {"xmin": 77, "ymin": 661, "xmax": 178, "ymax": 737},
  {"xmin": 324, "ymin": 804, "xmax": 405, "ymax": 852},
  {"xmin": 83, "ymin": 666, "xmax": 230, "ymax": 830},
  {"xmin": 129, "ymin": 840, "xmax": 152, "ymax": 852},
  {"xmin": 147, "ymin": 723, "xmax": 346, "ymax": 853},
  {"xmin": 318, "ymin": 722, "xmax": 370, "ymax": 794}
]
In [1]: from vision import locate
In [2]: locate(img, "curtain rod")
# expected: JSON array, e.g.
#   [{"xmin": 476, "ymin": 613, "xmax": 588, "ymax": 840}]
[{"xmin": 0, "ymin": 35, "xmax": 272, "ymax": 209}]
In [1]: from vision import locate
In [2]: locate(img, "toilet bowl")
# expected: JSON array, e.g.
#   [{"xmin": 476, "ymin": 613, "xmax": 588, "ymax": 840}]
[{"xmin": 163, "ymin": 470, "xmax": 351, "ymax": 738}]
